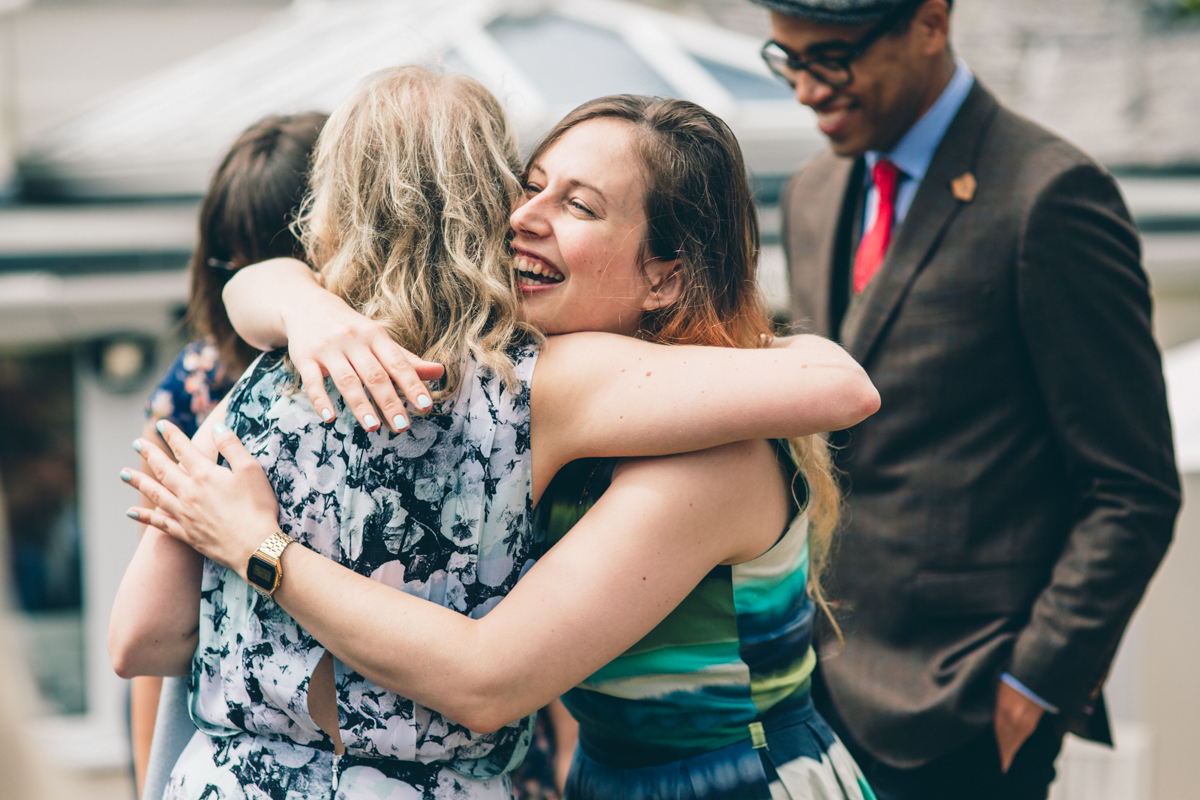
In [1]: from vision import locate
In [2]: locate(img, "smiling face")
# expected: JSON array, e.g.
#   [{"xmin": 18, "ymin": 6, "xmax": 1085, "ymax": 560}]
[
  {"xmin": 510, "ymin": 117, "xmax": 675, "ymax": 337},
  {"xmin": 769, "ymin": 1, "xmax": 953, "ymax": 157}
]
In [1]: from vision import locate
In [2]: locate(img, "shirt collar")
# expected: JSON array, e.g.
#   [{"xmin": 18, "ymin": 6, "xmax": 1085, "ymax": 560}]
[{"xmin": 866, "ymin": 58, "xmax": 974, "ymax": 183}]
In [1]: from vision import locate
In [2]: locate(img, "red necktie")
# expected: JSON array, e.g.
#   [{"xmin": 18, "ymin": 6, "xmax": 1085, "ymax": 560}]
[{"xmin": 853, "ymin": 159, "xmax": 901, "ymax": 294}]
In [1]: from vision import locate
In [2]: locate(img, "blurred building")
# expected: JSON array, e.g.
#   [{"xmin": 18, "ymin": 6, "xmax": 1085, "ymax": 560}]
[
  {"xmin": 0, "ymin": 1, "xmax": 1197, "ymax": 799},
  {"xmin": 1, "ymin": 0, "xmax": 291, "ymax": 779}
]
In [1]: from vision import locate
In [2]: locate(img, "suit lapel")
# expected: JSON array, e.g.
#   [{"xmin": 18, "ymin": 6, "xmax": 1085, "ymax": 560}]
[
  {"xmin": 841, "ymin": 83, "xmax": 1001, "ymax": 364},
  {"xmin": 786, "ymin": 154, "xmax": 858, "ymax": 338}
]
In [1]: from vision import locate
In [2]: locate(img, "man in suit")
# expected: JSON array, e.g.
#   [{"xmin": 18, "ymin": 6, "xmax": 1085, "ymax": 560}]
[{"xmin": 747, "ymin": 0, "xmax": 1181, "ymax": 797}]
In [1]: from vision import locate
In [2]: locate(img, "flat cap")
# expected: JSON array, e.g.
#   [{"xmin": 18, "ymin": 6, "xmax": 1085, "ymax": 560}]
[{"xmin": 748, "ymin": 0, "xmax": 929, "ymax": 26}]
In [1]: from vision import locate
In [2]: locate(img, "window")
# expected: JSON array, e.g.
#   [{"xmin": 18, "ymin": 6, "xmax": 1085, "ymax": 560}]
[{"xmin": 0, "ymin": 347, "xmax": 85, "ymax": 715}]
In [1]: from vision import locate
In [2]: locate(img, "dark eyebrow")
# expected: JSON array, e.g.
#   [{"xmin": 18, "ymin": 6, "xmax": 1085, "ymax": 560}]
[
  {"xmin": 809, "ymin": 40, "xmax": 858, "ymax": 53},
  {"xmin": 567, "ymin": 179, "xmax": 607, "ymax": 200},
  {"xmin": 773, "ymin": 38, "xmax": 858, "ymax": 59},
  {"xmin": 526, "ymin": 164, "xmax": 608, "ymax": 204}
]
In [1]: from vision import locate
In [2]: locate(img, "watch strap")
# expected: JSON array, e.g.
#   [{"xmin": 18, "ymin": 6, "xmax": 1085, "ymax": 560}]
[
  {"xmin": 248, "ymin": 530, "xmax": 294, "ymax": 597},
  {"xmin": 256, "ymin": 530, "xmax": 294, "ymax": 563}
]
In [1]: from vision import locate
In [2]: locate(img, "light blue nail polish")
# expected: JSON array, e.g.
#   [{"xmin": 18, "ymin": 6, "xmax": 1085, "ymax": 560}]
[
  {"xmin": 156, "ymin": 419, "xmax": 167, "ymax": 435},
  {"xmin": 416, "ymin": 395, "xmax": 432, "ymax": 410},
  {"xmin": 364, "ymin": 414, "xmax": 379, "ymax": 429},
  {"xmin": 320, "ymin": 408, "xmax": 334, "ymax": 422},
  {"xmin": 120, "ymin": 469, "xmax": 133, "ymax": 483},
  {"xmin": 213, "ymin": 422, "xmax": 229, "ymax": 435},
  {"xmin": 126, "ymin": 510, "xmax": 140, "ymax": 520},
  {"xmin": 393, "ymin": 414, "xmax": 408, "ymax": 430},
  {"xmin": 132, "ymin": 439, "xmax": 143, "ymax": 453}
]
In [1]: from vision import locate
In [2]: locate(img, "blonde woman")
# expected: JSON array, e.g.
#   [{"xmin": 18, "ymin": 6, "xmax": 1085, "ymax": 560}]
[{"xmin": 110, "ymin": 68, "xmax": 875, "ymax": 799}]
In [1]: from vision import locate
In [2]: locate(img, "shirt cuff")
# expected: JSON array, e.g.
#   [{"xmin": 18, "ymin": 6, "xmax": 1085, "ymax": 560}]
[{"xmin": 1000, "ymin": 672, "xmax": 1060, "ymax": 714}]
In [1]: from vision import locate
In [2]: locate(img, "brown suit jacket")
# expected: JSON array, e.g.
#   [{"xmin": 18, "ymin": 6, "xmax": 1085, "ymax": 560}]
[{"xmin": 783, "ymin": 81, "xmax": 1180, "ymax": 767}]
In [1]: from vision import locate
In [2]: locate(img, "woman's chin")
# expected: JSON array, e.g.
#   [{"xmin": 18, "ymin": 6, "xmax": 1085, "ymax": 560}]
[{"xmin": 518, "ymin": 293, "xmax": 559, "ymax": 333}]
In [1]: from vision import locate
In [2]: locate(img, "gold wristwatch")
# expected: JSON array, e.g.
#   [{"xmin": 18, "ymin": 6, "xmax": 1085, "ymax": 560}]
[{"xmin": 246, "ymin": 531, "xmax": 295, "ymax": 598}]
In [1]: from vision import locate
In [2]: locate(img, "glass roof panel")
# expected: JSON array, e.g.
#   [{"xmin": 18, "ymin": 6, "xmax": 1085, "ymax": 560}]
[
  {"xmin": 694, "ymin": 57, "xmax": 793, "ymax": 101},
  {"xmin": 488, "ymin": 14, "xmax": 675, "ymax": 107}
]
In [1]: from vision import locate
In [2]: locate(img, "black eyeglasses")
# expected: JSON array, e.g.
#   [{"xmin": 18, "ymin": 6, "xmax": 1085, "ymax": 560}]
[{"xmin": 760, "ymin": 1, "xmax": 917, "ymax": 89}]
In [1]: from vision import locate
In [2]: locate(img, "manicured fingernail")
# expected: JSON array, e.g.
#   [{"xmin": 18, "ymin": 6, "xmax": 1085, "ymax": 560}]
[
  {"xmin": 416, "ymin": 395, "xmax": 432, "ymax": 410},
  {"xmin": 120, "ymin": 469, "xmax": 133, "ymax": 483},
  {"xmin": 363, "ymin": 414, "xmax": 379, "ymax": 430},
  {"xmin": 320, "ymin": 408, "xmax": 334, "ymax": 422},
  {"xmin": 156, "ymin": 419, "xmax": 167, "ymax": 435},
  {"xmin": 126, "ymin": 509, "xmax": 140, "ymax": 520},
  {"xmin": 392, "ymin": 414, "xmax": 408, "ymax": 430},
  {"xmin": 213, "ymin": 422, "xmax": 229, "ymax": 435},
  {"xmin": 132, "ymin": 439, "xmax": 143, "ymax": 453}
]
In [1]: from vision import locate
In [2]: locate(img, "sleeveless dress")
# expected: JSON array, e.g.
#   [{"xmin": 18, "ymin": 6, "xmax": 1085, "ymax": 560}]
[
  {"xmin": 165, "ymin": 345, "xmax": 540, "ymax": 800},
  {"xmin": 537, "ymin": 452, "xmax": 876, "ymax": 800}
]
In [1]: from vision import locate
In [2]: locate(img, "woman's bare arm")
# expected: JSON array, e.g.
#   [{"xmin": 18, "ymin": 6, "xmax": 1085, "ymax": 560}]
[
  {"xmin": 529, "ymin": 331, "xmax": 875, "ymax": 496},
  {"xmin": 128, "ymin": 416, "xmax": 175, "ymax": 792},
  {"xmin": 223, "ymin": 260, "xmax": 879, "ymax": 490},
  {"xmin": 547, "ymin": 698, "xmax": 578, "ymax": 793},
  {"xmin": 107, "ymin": 401, "xmax": 229, "ymax": 678},
  {"xmin": 124, "ymin": 423, "xmax": 790, "ymax": 733},
  {"xmin": 108, "ymin": 525, "xmax": 201, "ymax": 678}
]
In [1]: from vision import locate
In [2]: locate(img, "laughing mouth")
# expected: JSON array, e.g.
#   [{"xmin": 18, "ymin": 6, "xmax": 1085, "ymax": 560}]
[
  {"xmin": 815, "ymin": 105, "xmax": 852, "ymax": 132},
  {"xmin": 514, "ymin": 255, "xmax": 564, "ymax": 286}
]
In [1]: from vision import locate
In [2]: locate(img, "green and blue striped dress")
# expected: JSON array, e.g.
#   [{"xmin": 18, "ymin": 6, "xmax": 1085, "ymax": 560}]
[{"xmin": 538, "ymin": 449, "xmax": 875, "ymax": 800}]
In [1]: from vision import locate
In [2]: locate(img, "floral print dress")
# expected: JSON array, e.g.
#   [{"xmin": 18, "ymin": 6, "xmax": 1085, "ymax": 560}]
[
  {"xmin": 165, "ymin": 345, "xmax": 540, "ymax": 800},
  {"xmin": 146, "ymin": 339, "xmax": 235, "ymax": 437}
]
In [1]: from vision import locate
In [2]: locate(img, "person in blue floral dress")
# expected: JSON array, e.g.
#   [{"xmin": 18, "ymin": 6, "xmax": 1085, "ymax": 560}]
[{"xmin": 145, "ymin": 340, "xmax": 233, "ymax": 441}]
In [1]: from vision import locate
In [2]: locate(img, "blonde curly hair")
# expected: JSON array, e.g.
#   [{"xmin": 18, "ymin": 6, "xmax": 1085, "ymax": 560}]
[{"xmin": 298, "ymin": 65, "xmax": 539, "ymax": 399}]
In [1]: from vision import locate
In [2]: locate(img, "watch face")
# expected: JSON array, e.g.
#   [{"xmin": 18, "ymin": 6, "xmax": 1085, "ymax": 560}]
[{"xmin": 247, "ymin": 556, "xmax": 277, "ymax": 590}]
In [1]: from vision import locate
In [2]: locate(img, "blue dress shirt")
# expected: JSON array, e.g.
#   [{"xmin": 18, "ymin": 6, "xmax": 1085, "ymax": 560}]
[{"xmin": 860, "ymin": 57, "xmax": 975, "ymax": 237}]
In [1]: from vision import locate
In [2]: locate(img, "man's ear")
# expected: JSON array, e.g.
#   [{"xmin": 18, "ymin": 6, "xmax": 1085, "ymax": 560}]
[
  {"xmin": 642, "ymin": 258, "xmax": 682, "ymax": 311},
  {"xmin": 916, "ymin": 0, "xmax": 951, "ymax": 55}
]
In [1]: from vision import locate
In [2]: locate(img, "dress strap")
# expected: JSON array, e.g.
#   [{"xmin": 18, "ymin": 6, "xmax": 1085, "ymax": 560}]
[{"xmin": 749, "ymin": 721, "xmax": 768, "ymax": 750}]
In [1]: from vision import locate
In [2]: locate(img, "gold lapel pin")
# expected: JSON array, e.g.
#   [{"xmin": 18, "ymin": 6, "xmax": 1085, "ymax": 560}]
[{"xmin": 951, "ymin": 172, "xmax": 977, "ymax": 203}]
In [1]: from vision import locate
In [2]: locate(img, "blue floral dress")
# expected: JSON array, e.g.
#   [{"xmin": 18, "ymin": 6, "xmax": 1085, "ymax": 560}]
[
  {"xmin": 146, "ymin": 339, "xmax": 235, "ymax": 437},
  {"xmin": 165, "ymin": 345, "xmax": 540, "ymax": 800}
]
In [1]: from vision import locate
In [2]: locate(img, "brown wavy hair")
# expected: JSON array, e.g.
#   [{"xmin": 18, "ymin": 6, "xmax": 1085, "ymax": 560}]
[
  {"xmin": 526, "ymin": 96, "xmax": 842, "ymax": 631},
  {"xmin": 298, "ymin": 66, "xmax": 538, "ymax": 399},
  {"xmin": 187, "ymin": 112, "xmax": 327, "ymax": 375}
]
